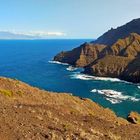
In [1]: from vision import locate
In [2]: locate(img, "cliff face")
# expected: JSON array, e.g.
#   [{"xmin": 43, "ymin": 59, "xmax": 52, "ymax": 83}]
[
  {"xmin": 0, "ymin": 77, "xmax": 140, "ymax": 139},
  {"xmin": 54, "ymin": 18, "xmax": 140, "ymax": 83},
  {"xmin": 54, "ymin": 43, "xmax": 106, "ymax": 67},
  {"xmin": 84, "ymin": 33, "xmax": 140, "ymax": 83}
]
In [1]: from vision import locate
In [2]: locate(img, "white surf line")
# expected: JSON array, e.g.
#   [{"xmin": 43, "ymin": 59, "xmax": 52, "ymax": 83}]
[
  {"xmin": 48, "ymin": 60, "xmax": 69, "ymax": 66},
  {"xmin": 70, "ymin": 73, "xmax": 140, "ymax": 87},
  {"xmin": 49, "ymin": 61, "xmax": 140, "ymax": 86},
  {"xmin": 66, "ymin": 66, "xmax": 78, "ymax": 71},
  {"xmin": 91, "ymin": 89, "xmax": 140, "ymax": 104},
  {"xmin": 70, "ymin": 73, "xmax": 123, "ymax": 82}
]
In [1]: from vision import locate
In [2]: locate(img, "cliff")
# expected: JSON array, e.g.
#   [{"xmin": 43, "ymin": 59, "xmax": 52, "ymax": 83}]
[
  {"xmin": 54, "ymin": 43, "xmax": 106, "ymax": 67},
  {"xmin": 84, "ymin": 33, "xmax": 140, "ymax": 83},
  {"xmin": 0, "ymin": 77, "xmax": 140, "ymax": 139},
  {"xmin": 54, "ymin": 18, "xmax": 140, "ymax": 83}
]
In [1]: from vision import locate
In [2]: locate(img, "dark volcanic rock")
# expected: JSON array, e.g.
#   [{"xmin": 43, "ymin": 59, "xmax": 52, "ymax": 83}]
[
  {"xmin": 127, "ymin": 112, "xmax": 140, "ymax": 124},
  {"xmin": 54, "ymin": 18, "xmax": 140, "ymax": 83}
]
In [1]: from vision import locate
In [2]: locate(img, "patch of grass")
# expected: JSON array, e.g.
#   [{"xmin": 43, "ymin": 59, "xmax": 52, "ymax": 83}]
[
  {"xmin": 14, "ymin": 79, "xmax": 20, "ymax": 86},
  {"xmin": 0, "ymin": 89, "xmax": 13, "ymax": 97},
  {"xmin": 137, "ymin": 118, "xmax": 140, "ymax": 124},
  {"xmin": 16, "ymin": 91, "xmax": 24, "ymax": 96},
  {"xmin": 88, "ymin": 111, "xmax": 95, "ymax": 116}
]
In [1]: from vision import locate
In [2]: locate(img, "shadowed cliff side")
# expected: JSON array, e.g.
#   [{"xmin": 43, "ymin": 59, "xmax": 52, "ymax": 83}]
[
  {"xmin": 84, "ymin": 33, "xmax": 140, "ymax": 83},
  {"xmin": 54, "ymin": 42, "xmax": 106, "ymax": 67}
]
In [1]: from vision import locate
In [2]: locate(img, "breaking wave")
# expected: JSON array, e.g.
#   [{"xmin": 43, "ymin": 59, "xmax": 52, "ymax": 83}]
[
  {"xmin": 70, "ymin": 73, "xmax": 121, "ymax": 82},
  {"xmin": 66, "ymin": 66, "xmax": 78, "ymax": 71},
  {"xmin": 91, "ymin": 89, "xmax": 140, "ymax": 104},
  {"xmin": 48, "ymin": 60, "xmax": 69, "ymax": 66}
]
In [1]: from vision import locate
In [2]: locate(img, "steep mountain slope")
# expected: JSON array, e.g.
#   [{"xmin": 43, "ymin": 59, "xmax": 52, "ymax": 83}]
[
  {"xmin": 93, "ymin": 18, "xmax": 140, "ymax": 46},
  {"xmin": 0, "ymin": 77, "xmax": 140, "ymax": 139},
  {"xmin": 84, "ymin": 33, "xmax": 140, "ymax": 83},
  {"xmin": 54, "ymin": 19, "xmax": 140, "ymax": 83},
  {"xmin": 54, "ymin": 43, "xmax": 106, "ymax": 67}
]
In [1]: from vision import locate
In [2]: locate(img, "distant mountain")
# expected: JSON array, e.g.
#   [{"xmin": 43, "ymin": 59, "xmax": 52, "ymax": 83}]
[
  {"xmin": 54, "ymin": 18, "xmax": 140, "ymax": 83},
  {"xmin": 0, "ymin": 31, "xmax": 66, "ymax": 39},
  {"xmin": 93, "ymin": 18, "xmax": 140, "ymax": 46},
  {"xmin": 0, "ymin": 31, "xmax": 38, "ymax": 39}
]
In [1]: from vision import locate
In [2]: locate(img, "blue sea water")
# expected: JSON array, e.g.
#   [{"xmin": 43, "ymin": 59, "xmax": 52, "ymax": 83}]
[{"xmin": 0, "ymin": 39, "xmax": 140, "ymax": 118}]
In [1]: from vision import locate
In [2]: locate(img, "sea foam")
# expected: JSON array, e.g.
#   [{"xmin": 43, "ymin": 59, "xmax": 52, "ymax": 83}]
[
  {"xmin": 48, "ymin": 60, "xmax": 69, "ymax": 66},
  {"xmin": 70, "ymin": 73, "xmax": 121, "ymax": 82},
  {"xmin": 66, "ymin": 66, "xmax": 78, "ymax": 71},
  {"xmin": 91, "ymin": 89, "xmax": 140, "ymax": 104}
]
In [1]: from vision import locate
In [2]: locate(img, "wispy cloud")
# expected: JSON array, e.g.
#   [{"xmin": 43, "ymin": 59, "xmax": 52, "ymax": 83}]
[{"xmin": 0, "ymin": 30, "xmax": 66, "ymax": 38}]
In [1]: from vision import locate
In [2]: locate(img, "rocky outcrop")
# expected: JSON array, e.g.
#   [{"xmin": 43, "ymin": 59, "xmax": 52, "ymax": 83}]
[
  {"xmin": 54, "ymin": 42, "xmax": 106, "ymax": 67},
  {"xmin": 84, "ymin": 33, "xmax": 140, "ymax": 83},
  {"xmin": 0, "ymin": 77, "xmax": 140, "ymax": 139},
  {"xmin": 54, "ymin": 18, "xmax": 140, "ymax": 83},
  {"xmin": 127, "ymin": 112, "xmax": 140, "ymax": 124}
]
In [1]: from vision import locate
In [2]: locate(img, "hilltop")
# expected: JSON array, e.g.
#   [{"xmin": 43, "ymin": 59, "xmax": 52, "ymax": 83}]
[{"xmin": 93, "ymin": 18, "xmax": 140, "ymax": 46}]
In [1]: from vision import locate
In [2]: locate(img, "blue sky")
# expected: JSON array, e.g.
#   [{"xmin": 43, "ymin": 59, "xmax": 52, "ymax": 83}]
[{"xmin": 0, "ymin": 0, "xmax": 140, "ymax": 39}]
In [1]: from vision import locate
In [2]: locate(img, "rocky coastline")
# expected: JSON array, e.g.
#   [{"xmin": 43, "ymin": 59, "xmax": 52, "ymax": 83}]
[{"xmin": 54, "ymin": 19, "xmax": 140, "ymax": 83}]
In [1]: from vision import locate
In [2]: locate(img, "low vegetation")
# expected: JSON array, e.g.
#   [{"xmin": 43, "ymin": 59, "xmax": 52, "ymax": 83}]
[{"xmin": 0, "ymin": 89, "xmax": 13, "ymax": 97}]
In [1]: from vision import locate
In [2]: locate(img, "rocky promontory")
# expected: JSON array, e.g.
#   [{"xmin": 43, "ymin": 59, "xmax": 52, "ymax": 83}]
[
  {"xmin": 0, "ymin": 77, "xmax": 140, "ymax": 139},
  {"xmin": 54, "ymin": 18, "xmax": 140, "ymax": 83}
]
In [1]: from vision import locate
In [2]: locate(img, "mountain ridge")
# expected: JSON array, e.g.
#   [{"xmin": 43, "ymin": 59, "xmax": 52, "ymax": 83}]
[
  {"xmin": 54, "ymin": 18, "xmax": 140, "ymax": 83},
  {"xmin": 93, "ymin": 18, "xmax": 140, "ymax": 46}
]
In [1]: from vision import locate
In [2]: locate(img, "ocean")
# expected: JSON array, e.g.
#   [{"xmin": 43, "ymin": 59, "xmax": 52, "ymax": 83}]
[{"xmin": 0, "ymin": 39, "xmax": 140, "ymax": 118}]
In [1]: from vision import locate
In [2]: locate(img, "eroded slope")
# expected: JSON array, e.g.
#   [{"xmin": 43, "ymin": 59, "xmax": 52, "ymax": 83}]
[{"xmin": 0, "ymin": 77, "xmax": 140, "ymax": 139}]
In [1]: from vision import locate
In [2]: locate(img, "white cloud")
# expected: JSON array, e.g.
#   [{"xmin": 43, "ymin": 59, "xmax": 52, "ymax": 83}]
[{"xmin": 0, "ymin": 30, "xmax": 66, "ymax": 38}]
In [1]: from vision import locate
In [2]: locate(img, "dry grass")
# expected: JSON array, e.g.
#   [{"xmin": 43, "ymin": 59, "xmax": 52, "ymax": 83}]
[
  {"xmin": 0, "ymin": 89, "xmax": 13, "ymax": 97},
  {"xmin": 108, "ymin": 132, "xmax": 121, "ymax": 140}
]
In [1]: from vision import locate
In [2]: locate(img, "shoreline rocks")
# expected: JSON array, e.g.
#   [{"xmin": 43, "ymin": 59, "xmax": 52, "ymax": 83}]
[{"xmin": 127, "ymin": 112, "xmax": 140, "ymax": 124}]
